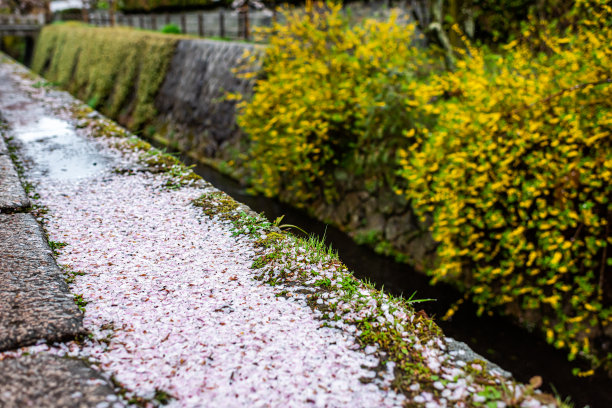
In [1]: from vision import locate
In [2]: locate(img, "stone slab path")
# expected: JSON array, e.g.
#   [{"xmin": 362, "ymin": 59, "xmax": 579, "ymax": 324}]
[{"xmin": 0, "ymin": 60, "xmax": 120, "ymax": 407}]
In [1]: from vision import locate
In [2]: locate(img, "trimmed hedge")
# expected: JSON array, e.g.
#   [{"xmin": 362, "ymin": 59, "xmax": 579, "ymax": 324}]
[{"xmin": 32, "ymin": 23, "xmax": 178, "ymax": 130}]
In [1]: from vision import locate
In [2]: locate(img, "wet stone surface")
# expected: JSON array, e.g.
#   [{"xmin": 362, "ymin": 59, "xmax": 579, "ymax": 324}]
[
  {"xmin": 0, "ymin": 134, "xmax": 7, "ymax": 155},
  {"xmin": 0, "ymin": 63, "xmax": 114, "ymax": 182},
  {"xmin": 0, "ymin": 213, "xmax": 84, "ymax": 351},
  {"xmin": 0, "ymin": 353, "xmax": 116, "ymax": 407},
  {"xmin": 9, "ymin": 116, "xmax": 112, "ymax": 181},
  {"xmin": 0, "ymin": 154, "xmax": 30, "ymax": 212},
  {"xmin": 0, "ymin": 58, "xmax": 124, "ymax": 407}
]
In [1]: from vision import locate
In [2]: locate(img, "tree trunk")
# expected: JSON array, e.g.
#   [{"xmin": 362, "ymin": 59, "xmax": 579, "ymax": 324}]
[
  {"xmin": 434, "ymin": 0, "xmax": 455, "ymax": 69},
  {"xmin": 109, "ymin": 0, "xmax": 116, "ymax": 26}
]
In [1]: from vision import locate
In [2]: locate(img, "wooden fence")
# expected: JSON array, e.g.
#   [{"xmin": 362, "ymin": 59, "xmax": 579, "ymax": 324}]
[
  {"xmin": 55, "ymin": 10, "xmax": 274, "ymax": 41},
  {"xmin": 0, "ymin": 13, "xmax": 45, "ymax": 36},
  {"xmin": 52, "ymin": 2, "xmax": 409, "ymax": 41}
]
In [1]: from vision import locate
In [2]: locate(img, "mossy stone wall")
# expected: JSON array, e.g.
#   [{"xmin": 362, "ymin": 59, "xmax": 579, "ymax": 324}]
[{"xmin": 32, "ymin": 24, "xmax": 178, "ymax": 131}]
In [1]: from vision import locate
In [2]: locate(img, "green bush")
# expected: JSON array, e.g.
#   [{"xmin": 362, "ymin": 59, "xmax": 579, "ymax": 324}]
[
  {"xmin": 161, "ymin": 23, "xmax": 181, "ymax": 34},
  {"xmin": 0, "ymin": 36, "xmax": 27, "ymax": 63},
  {"xmin": 32, "ymin": 23, "xmax": 178, "ymax": 130}
]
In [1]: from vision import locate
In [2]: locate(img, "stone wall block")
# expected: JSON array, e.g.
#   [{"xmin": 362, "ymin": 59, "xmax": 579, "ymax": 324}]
[{"xmin": 155, "ymin": 39, "xmax": 261, "ymax": 159}]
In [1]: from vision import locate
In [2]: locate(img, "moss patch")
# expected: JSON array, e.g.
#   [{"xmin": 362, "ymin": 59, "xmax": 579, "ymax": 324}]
[{"xmin": 32, "ymin": 23, "xmax": 179, "ymax": 133}]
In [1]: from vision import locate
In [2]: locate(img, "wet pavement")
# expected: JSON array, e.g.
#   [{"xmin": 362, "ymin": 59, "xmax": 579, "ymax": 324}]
[
  {"xmin": 0, "ymin": 57, "xmax": 119, "ymax": 407},
  {"xmin": 11, "ymin": 115, "xmax": 112, "ymax": 181}
]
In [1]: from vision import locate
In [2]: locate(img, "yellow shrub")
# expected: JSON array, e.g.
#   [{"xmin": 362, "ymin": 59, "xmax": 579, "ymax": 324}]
[
  {"xmin": 399, "ymin": 0, "xmax": 611, "ymax": 372},
  {"xmin": 236, "ymin": 3, "xmax": 431, "ymax": 204}
]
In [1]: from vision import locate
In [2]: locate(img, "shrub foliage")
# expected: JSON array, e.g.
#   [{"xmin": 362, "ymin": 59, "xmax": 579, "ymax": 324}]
[
  {"xmin": 235, "ymin": 3, "xmax": 431, "ymax": 205},
  {"xmin": 399, "ymin": 0, "xmax": 611, "ymax": 373},
  {"xmin": 237, "ymin": 1, "xmax": 612, "ymax": 373}
]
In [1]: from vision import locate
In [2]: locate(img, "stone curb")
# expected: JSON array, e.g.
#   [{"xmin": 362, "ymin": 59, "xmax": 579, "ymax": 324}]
[
  {"xmin": 0, "ymin": 354, "xmax": 117, "ymax": 407},
  {"xmin": 0, "ymin": 134, "xmax": 7, "ymax": 155},
  {"xmin": 0, "ymin": 213, "xmax": 85, "ymax": 352},
  {"xmin": 0, "ymin": 154, "xmax": 30, "ymax": 212}
]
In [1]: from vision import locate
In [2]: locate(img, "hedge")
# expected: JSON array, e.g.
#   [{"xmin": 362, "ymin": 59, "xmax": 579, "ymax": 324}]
[{"xmin": 31, "ymin": 23, "xmax": 178, "ymax": 130}]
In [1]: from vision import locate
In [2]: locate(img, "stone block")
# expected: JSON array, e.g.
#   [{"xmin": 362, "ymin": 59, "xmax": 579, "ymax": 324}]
[
  {"xmin": 0, "ymin": 214, "xmax": 83, "ymax": 351},
  {"xmin": 0, "ymin": 155, "xmax": 30, "ymax": 212},
  {"xmin": 0, "ymin": 135, "xmax": 7, "ymax": 155},
  {"xmin": 0, "ymin": 353, "xmax": 117, "ymax": 407}
]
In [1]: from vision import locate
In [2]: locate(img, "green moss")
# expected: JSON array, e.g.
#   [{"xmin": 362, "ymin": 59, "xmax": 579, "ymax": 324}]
[
  {"xmin": 48, "ymin": 240, "xmax": 67, "ymax": 257},
  {"xmin": 73, "ymin": 294, "xmax": 88, "ymax": 312},
  {"xmin": 32, "ymin": 24, "xmax": 179, "ymax": 133},
  {"xmin": 192, "ymin": 192, "xmax": 240, "ymax": 220}
]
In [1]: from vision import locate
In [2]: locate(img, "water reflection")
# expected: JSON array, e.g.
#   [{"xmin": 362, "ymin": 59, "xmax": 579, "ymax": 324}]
[{"xmin": 12, "ymin": 116, "xmax": 110, "ymax": 180}]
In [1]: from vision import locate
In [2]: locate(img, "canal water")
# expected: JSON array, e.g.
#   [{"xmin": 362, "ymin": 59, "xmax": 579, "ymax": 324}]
[{"xmin": 180, "ymin": 157, "xmax": 610, "ymax": 408}]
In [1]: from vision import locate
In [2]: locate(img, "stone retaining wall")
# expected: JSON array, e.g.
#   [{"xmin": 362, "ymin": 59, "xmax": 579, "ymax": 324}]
[{"xmin": 153, "ymin": 39, "xmax": 258, "ymax": 160}]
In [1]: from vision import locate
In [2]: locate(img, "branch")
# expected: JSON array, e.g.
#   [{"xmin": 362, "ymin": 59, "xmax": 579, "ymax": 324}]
[{"xmin": 512, "ymin": 78, "xmax": 612, "ymax": 115}]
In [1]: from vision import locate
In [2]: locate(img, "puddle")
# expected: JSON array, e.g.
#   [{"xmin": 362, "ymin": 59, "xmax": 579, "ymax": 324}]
[{"xmin": 11, "ymin": 116, "xmax": 111, "ymax": 180}]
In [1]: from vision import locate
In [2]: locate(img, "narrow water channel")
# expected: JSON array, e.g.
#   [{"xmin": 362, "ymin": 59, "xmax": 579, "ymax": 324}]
[{"xmin": 180, "ymin": 157, "xmax": 610, "ymax": 408}]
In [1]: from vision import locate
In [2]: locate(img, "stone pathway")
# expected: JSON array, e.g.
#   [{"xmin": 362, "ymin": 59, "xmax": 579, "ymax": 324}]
[
  {"xmin": 0, "ymin": 213, "xmax": 83, "ymax": 351},
  {"xmin": 0, "ymin": 63, "xmax": 119, "ymax": 408}
]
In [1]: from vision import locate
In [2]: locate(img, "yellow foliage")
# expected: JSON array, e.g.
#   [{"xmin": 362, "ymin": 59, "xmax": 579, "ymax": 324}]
[
  {"xmin": 398, "ymin": 0, "xmax": 611, "ymax": 372},
  {"xmin": 236, "ymin": 2, "xmax": 432, "ymax": 203}
]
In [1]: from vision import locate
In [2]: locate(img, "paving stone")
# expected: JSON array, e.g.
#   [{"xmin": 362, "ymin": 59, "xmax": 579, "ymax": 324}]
[
  {"xmin": 445, "ymin": 337, "xmax": 512, "ymax": 378},
  {"xmin": 0, "ymin": 214, "xmax": 84, "ymax": 351},
  {"xmin": 0, "ymin": 135, "xmax": 7, "ymax": 155},
  {"xmin": 0, "ymin": 154, "xmax": 29, "ymax": 212},
  {"xmin": 0, "ymin": 353, "xmax": 117, "ymax": 407}
]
